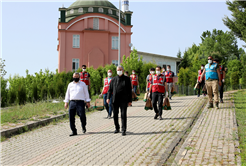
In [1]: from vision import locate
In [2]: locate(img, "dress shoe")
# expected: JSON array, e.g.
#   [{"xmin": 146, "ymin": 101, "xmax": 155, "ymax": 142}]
[
  {"xmin": 169, "ymin": 97, "xmax": 172, "ymax": 100},
  {"xmin": 114, "ymin": 130, "xmax": 119, "ymax": 134},
  {"xmin": 122, "ymin": 131, "xmax": 126, "ymax": 136},
  {"xmin": 220, "ymin": 99, "xmax": 223, "ymax": 103},
  {"xmin": 83, "ymin": 129, "xmax": 86, "ymax": 133},
  {"xmin": 69, "ymin": 133, "xmax": 77, "ymax": 136},
  {"xmin": 154, "ymin": 113, "xmax": 159, "ymax": 119},
  {"xmin": 159, "ymin": 116, "xmax": 163, "ymax": 120}
]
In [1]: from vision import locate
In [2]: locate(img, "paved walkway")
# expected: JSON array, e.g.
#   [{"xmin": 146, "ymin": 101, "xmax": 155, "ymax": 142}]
[
  {"xmin": 1, "ymin": 96, "xmax": 206, "ymax": 166},
  {"xmin": 173, "ymin": 92, "xmax": 241, "ymax": 166}
]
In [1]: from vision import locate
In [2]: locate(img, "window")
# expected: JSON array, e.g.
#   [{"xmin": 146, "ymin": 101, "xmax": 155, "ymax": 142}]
[
  {"xmin": 116, "ymin": 11, "xmax": 119, "ymax": 16},
  {"xmin": 163, "ymin": 64, "xmax": 166, "ymax": 70},
  {"xmin": 70, "ymin": 9, "xmax": 74, "ymax": 14},
  {"xmin": 93, "ymin": 18, "xmax": 99, "ymax": 30},
  {"xmin": 98, "ymin": 7, "xmax": 103, "ymax": 13},
  {"xmin": 108, "ymin": 9, "xmax": 112, "ymax": 14},
  {"xmin": 88, "ymin": 7, "xmax": 93, "ymax": 12},
  {"xmin": 78, "ymin": 8, "xmax": 83, "ymax": 13},
  {"xmin": 66, "ymin": 11, "xmax": 67, "ymax": 15},
  {"xmin": 112, "ymin": 36, "xmax": 118, "ymax": 49},
  {"xmin": 112, "ymin": 60, "xmax": 118, "ymax": 66},
  {"xmin": 72, "ymin": 59, "xmax": 79, "ymax": 72},
  {"xmin": 73, "ymin": 35, "xmax": 80, "ymax": 48}
]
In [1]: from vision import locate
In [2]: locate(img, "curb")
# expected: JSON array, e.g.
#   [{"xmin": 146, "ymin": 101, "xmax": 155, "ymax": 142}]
[{"xmin": 1, "ymin": 113, "xmax": 68, "ymax": 138}]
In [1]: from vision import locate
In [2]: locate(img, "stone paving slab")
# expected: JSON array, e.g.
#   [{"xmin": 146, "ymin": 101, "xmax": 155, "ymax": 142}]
[
  {"xmin": 172, "ymin": 92, "xmax": 241, "ymax": 166},
  {"xmin": 1, "ymin": 96, "xmax": 206, "ymax": 166}
]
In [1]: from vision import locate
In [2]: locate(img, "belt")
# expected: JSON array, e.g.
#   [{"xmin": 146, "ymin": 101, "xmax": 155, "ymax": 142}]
[{"xmin": 71, "ymin": 100, "xmax": 84, "ymax": 102}]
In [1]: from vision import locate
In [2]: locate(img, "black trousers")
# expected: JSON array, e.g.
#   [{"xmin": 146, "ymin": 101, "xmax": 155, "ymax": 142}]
[
  {"xmin": 198, "ymin": 80, "xmax": 205, "ymax": 94},
  {"xmin": 219, "ymin": 82, "xmax": 224, "ymax": 99},
  {"xmin": 152, "ymin": 92, "xmax": 164, "ymax": 116},
  {"xmin": 113, "ymin": 101, "xmax": 128, "ymax": 131},
  {"xmin": 69, "ymin": 100, "xmax": 86, "ymax": 133}
]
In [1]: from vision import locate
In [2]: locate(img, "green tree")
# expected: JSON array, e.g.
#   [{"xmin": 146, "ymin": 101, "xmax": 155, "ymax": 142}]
[
  {"xmin": 223, "ymin": 1, "xmax": 246, "ymax": 46},
  {"xmin": 0, "ymin": 58, "xmax": 7, "ymax": 78},
  {"xmin": 177, "ymin": 49, "xmax": 182, "ymax": 58}
]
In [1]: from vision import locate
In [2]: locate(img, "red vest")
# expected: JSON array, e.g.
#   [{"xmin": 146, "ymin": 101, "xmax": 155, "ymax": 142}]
[
  {"xmin": 219, "ymin": 65, "xmax": 223, "ymax": 80},
  {"xmin": 80, "ymin": 72, "xmax": 89, "ymax": 85},
  {"xmin": 152, "ymin": 74, "xmax": 165, "ymax": 93},
  {"xmin": 102, "ymin": 78, "xmax": 112, "ymax": 94},
  {"xmin": 147, "ymin": 74, "xmax": 153, "ymax": 88},
  {"xmin": 198, "ymin": 70, "xmax": 205, "ymax": 81},
  {"xmin": 165, "ymin": 71, "xmax": 173, "ymax": 83},
  {"xmin": 130, "ymin": 74, "xmax": 138, "ymax": 86}
]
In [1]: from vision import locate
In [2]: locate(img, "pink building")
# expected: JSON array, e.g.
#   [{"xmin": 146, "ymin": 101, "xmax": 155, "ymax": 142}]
[{"xmin": 57, "ymin": 0, "xmax": 133, "ymax": 72}]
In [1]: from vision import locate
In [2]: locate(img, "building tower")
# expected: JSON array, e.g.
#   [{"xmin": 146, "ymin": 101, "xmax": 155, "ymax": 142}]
[{"xmin": 122, "ymin": 0, "xmax": 129, "ymax": 12}]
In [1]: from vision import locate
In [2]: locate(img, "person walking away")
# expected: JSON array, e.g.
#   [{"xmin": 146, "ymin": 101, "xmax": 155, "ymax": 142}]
[
  {"xmin": 199, "ymin": 56, "xmax": 222, "ymax": 109},
  {"xmin": 107, "ymin": 66, "xmax": 132, "ymax": 136},
  {"xmin": 99, "ymin": 70, "xmax": 114, "ymax": 119},
  {"xmin": 213, "ymin": 58, "xmax": 225, "ymax": 103},
  {"xmin": 165, "ymin": 65, "xmax": 174, "ymax": 100},
  {"xmin": 130, "ymin": 70, "xmax": 139, "ymax": 94},
  {"xmin": 197, "ymin": 64, "xmax": 206, "ymax": 97},
  {"xmin": 64, "ymin": 72, "xmax": 91, "ymax": 136},
  {"xmin": 149, "ymin": 66, "xmax": 168, "ymax": 120}
]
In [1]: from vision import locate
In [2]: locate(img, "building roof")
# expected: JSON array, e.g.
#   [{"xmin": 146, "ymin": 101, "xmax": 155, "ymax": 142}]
[
  {"xmin": 68, "ymin": 0, "xmax": 117, "ymax": 10},
  {"xmin": 136, "ymin": 51, "xmax": 183, "ymax": 61}
]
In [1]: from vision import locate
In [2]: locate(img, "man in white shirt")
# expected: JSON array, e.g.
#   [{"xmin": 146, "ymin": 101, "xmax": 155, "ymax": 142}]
[{"xmin": 64, "ymin": 72, "xmax": 91, "ymax": 136}]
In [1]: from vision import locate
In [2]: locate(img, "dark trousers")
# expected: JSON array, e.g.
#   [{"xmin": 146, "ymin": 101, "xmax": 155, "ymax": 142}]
[
  {"xmin": 133, "ymin": 85, "xmax": 137, "ymax": 94},
  {"xmin": 198, "ymin": 80, "xmax": 205, "ymax": 94},
  {"xmin": 103, "ymin": 94, "xmax": 113, "ymax": 116},
  {"xmin": 69, "ymin": 100, "xmax": 86, "ymax": 133},
  {"xmin": 113, "ymin": 101, "xmax": 128, "ymax": 131},
  {"xmin": 152, "ymin": 92, "xmax": 164, "ymax": 116},
  {"xmin": 219, "ymin": 82, "xmax": 224, "ymax": 99}
]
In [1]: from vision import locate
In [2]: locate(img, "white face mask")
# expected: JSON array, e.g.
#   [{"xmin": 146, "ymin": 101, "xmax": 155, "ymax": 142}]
[
  {"xmin": 156, "ymin": 71, "xmax": 161, "ymax": 75},
  {"xmin": 163, "ymin": 69, "xmax": 165, "ymax": 72},
  {"xmin": 208, "ymin": 60, "xmax": 213, "ymax": 64},
  {"xmin": 132, "ymin": 72, "xmax": 135, "ymax": 74},
  {"xmin": 201, "ymin": 67, "xmax": 204, "ymax": 70},
  {"xmin": 167, "ymin": 68, "xmax": 170, "ymax": 71},
  {"xmin": 108, "ymin": 73, "xmax": 112, "ymax": 77},
  {"xmin": 151, "ymin": 71, "xmax": 155, "ymax": 74},
  {"xmin": 117, "ymin": 71, "xmax": 123, "ymax": 76},
  {"xmin": 83, "ymin": 69, "xmax": 86, "ymax": 72}
]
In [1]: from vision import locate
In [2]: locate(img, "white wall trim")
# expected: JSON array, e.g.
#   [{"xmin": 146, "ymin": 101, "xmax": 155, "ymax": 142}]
[{"xmin": 66, "ymin": 15, "xmax": 126, "ymax": 33}]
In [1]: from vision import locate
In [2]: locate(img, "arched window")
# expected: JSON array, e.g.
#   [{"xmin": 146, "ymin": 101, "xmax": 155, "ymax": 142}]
[
  {"xmin": 98, "ymin": 7, "xmax": 103, "ymax": 13},
  {"xmin": 88, "ymin": 7, "xmax": 93, "ymax": 12},
  {"xmin": 78, "ymin": 8, "xmax": 83, "ymax": 13},
  {"xmin": 70, "ymin": 9, "xmax": 74, "ymax": 14},
  {"xmin": 108, "ymin": 9, "xmax": 112, "ymax": 14}
]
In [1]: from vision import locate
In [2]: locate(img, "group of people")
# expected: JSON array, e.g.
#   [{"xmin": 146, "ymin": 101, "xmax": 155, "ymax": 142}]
[
  {"xmin": 63, "ymin": 57, "xmax": 225, "ymax": 137},
  {"xmin": 197, "ymin": 56, "xmax": 226, "ymax": 109}
]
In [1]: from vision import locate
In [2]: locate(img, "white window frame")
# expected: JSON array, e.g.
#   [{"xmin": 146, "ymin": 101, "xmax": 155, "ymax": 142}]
[
  {"xmin": 72, "ymin": 59, "xmax": 80, "ymax": 72},
  {"xmin": 112, "ymin": 36, "xmax": 118, "ymax": 50},
  {"xmin": 78, "ymin": 8, "xmax": 83, "ymax": 13},
  {"xmin": 73, "ymin": 35, "xmax": 80, "ymax": 48},
  {"xmin": 70, "ymin": 9, "xmax": 74, "ymax": 14},
  {"xmin": 108, "ymin": 9, "xmax": 112, "ymax": 14},
  {"xmin": 98, "ymin": 7, "xmax": 103, "ymax": 13},
  {"xmin": 112, "ymin": 60, "xmax": 118, "ymax": 66},
  {"xmin": 93, "ymin": 18, "xmax": 99, "ymax": 30},
  {"xmin": 88, "ymin": 7, "xmax": 93, "ymax": 12}
]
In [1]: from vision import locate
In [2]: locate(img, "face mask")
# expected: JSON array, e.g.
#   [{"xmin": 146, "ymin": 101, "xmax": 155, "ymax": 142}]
[
  {"xmin": 151, "ymin": 71, "xmax": 155, "ymax": 74},
  {"xmin": 132, "ymin": 72, "xmax": 135, "ymax": 74},
  {"xmin": 156, "ymin": 71, "xmax": 161, "ymax": 75},
  {"xmin": 201, "ymin": 67, "xmax": 204, "ymax": 70},
  {"xmin": 163, "ymin": 69, "xmax": 165, "ymax": 72},
  {"xmin": 83, "ymin": 69, "xmax": 86, "ymax": 72},
  {"xmin": 208, "ymin": 60, "xmax": 213, "ymax": 64},
  {"xmin": 73, "ymin": 78, "xmax": 80, "ymax": 82},
  {"xmin": 167, "ymin": 68, "xmax": 170, "ymax": 71},
  {"xmin": 108, "ymin": 73, "xmax": 112, "ymax": 77},
  {"xmin": 117, "ymin": 71, "xmax": 123, "ymax": 76},
  {"xmin": 124, "ymin": 74, "xmax": 128, "ymax": 76}
]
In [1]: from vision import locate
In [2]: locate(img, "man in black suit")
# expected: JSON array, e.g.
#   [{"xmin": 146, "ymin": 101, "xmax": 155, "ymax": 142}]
[{"xmin": 107, "ymin": 65, "xmax": 132, "ymax": 136}]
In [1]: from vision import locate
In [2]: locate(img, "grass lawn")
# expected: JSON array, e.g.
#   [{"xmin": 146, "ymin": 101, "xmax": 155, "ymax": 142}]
[{"xmin": 234, "ymin": 89, "xmax": 246, "ymax": 165}]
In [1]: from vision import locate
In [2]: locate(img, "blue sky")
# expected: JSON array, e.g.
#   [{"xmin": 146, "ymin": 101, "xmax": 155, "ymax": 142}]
[{"xmin": 1, "ymin": 0, "xmax": 245, "ymax": 79}]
